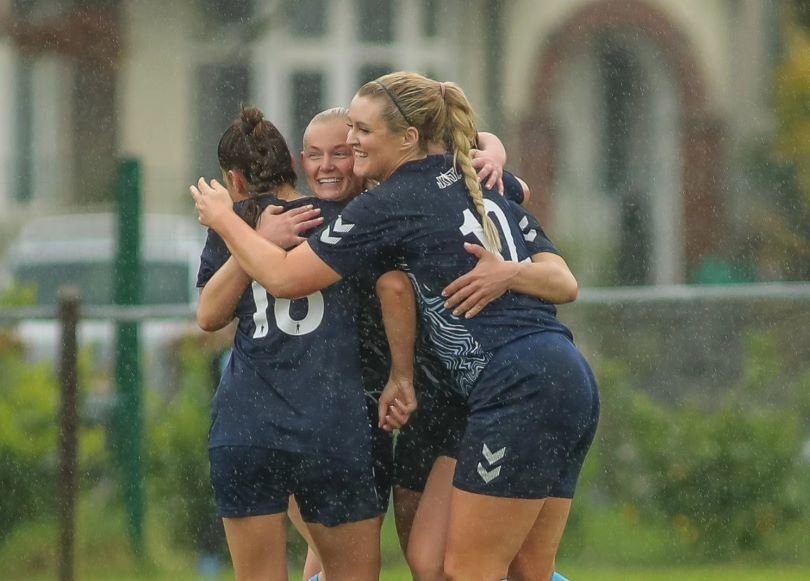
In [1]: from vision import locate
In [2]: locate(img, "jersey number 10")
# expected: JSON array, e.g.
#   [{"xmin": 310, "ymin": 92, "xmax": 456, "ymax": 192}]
[
  {"xmin": 459, "ymin": 199, "xmax": 520, "ymax": 261},
  {"xmin": 250, "ymin": 282, "xmax": 325, "ymax": 337}
]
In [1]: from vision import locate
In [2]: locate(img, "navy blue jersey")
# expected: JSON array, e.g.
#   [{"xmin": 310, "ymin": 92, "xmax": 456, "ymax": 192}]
[
  {"xmin": 308, "ymin": 155, "xmax": 572, "ymax": 397},
  {"xmin": 197, "ymin": 195, "xmax": 370, "ymax": 460},
  {"xmin": 507, "ymin": 198, "xmax": 560, "ymax": 257},
  {"xmin": 502, "ymin": 171, "xmax": 525, "ymax": 205}
]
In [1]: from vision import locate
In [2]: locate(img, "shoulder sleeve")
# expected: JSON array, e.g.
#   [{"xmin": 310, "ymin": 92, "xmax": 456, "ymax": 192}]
[
  {"xmin": 196, "ymin": 228, "xmax": 230, "ymax": 288},
  {"xmin": 502, "ymin": 171, "xmax": 524, "ymax": 205},
  {"xmin": 507, "ymin": 201, "xmax": 560, "ymax": 256},
  {"xmin": 307, "ymin": 190, "xmax": 397, "ymax": 278}
]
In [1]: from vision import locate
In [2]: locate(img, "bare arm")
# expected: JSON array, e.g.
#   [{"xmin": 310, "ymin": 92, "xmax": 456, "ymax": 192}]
[
  {"xmin": 197, "ymin": 256, "xmax": 252, "ymax": 331},
  {"xmin": 375, "ymin": 271, "xmax": 418, "ymax": 431},
  {"xmin": 192, "ymin": 178, "xmax": 341, "ymax": 298},
  {"xmin": 377, "ymin": 271, "xmax": 416, "ymax": 383},
  {"xmin": 442, "ymin": 243, "xmax": 578, "ymax": 318},
  {"xmin": 196, "ymin": 203, "xmax": 325, "ymax": 330}
]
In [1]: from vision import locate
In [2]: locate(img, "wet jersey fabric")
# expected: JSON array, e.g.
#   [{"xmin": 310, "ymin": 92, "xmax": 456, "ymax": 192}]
[
  {"xmin": 502, "ymin": 170, "xmax": 525, "ymax": 205},
  {"xmin": 197, "ymin": 195, "xmax": 371, "ymax": 463},
  {"xmin": 308, "ymin": 155, "xmax": 572, "ymax": 397}
]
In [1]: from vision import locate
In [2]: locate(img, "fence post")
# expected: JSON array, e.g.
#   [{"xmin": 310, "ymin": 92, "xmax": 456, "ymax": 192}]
[
  {"xmin": 57, "ymin": 287, "xmax": 80, "ymax": 581},
  {"xmin": 113, "ymin": 158, "xmax": 145, "ymax": 559}
]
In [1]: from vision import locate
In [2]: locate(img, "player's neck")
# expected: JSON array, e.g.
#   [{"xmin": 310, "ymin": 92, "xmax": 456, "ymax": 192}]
[
  {"xmin": 382, "ymin": 150, "xmax": 427, "ymax": 181},
  {"xmin": 275, "ymin": 183, "xmax": 305, "ymax": 202}
]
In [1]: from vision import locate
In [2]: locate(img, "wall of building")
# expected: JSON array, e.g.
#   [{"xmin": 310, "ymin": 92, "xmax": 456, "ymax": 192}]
[
  {"xmin": 118, "ymin": 0, "xmax": 196, "ymax": 214},
  {"xmin": 0, "ymin": 39, "xmax": 13, "ymax": 219},
  {"xmin": 501, "ymin": 0, "xmax": 731, "ymax": 123}
]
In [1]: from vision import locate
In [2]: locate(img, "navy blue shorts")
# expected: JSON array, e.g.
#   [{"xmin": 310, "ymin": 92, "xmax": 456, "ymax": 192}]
[
  {"xmin": 393, "ymin": 388, "xmax": 467, "ymax": 492},
  {"xmin": 454, "ymin": 331, "xmax": 600, "ymax": 499},
  {"xmin": 210, "ymin": 446, "xmax": 381, "ymax": 527}
]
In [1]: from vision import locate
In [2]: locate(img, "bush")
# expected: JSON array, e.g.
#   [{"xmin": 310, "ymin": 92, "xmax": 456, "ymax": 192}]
[
  {"xmin": 595, "ymin": 333, "xmax": 810, "ymax": 559},
  {"xmin": 0, "ymin": 335, "xmax": 107, "ymax": 548},
  {"xmin": 147, "ymin": 333, "xmax": 223, "ymax": 555},
  {"xmin": 0, "ymin": 341, "xmax": 58, "ymax": 545}
]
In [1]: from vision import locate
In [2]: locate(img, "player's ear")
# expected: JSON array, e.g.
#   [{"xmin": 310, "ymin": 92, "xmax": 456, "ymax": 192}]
[
  {"xmin": 227, "ymin": 169, "xmax": 247, "ymax": 194},
  {"xmin": 402, "ymin": 126, "xmax": 420, "ymax": 150}
]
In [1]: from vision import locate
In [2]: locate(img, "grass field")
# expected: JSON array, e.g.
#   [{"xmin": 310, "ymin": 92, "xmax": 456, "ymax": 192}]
[
  {"xmin": 24, "ymin": 565, "xmax": 810, "ymax": 580},
  {"xmin": 6, "ymin": 492, "xmax": 809, "ymax": 580}
]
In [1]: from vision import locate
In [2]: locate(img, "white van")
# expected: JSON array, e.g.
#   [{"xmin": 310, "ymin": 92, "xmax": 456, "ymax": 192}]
[{"xmin": 5, "ymin": 213, "xmax": 208, "ymax": 390}]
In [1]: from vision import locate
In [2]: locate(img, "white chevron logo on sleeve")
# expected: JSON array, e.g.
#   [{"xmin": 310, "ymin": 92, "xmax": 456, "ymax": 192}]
[
  {"xmin": 477, "ymin": 462, "xmax": 501, "ymax": 484},
  {"xmin": 517, "ymin": 216, "xmax": 538, "ymax": 242},
  {"xmin": 320, "ymin": 216, "xmax": 355, "ymax": 245},
  {"xmin": 482, "ymin": 443, "xmax": 506, "ymax": 464},
  {"xmin": 333, "ymin": 215, "xmax": 355, "ymax": 233}
]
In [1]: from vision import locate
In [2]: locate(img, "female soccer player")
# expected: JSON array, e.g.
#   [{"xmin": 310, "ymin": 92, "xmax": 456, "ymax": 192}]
[
  {"xmin": 195, "ymin": 106, "xmax": 414, "ymax": 581},
  {"xmin": 193, "ymin": 74, "xmax": 598, "ymax": 580},
  {"xmin": 280, "ymin": 106, "xmax": 523, "ymax": 581}
]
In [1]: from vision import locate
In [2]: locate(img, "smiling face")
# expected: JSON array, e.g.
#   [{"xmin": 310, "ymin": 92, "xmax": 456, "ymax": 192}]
[
  {"xmin": 347, "ymin": 95, "xmax": 410, "ymax": 182},
  {"xmin": 301, "ymin": 118, "xmax": 364, "ymax": 202}
]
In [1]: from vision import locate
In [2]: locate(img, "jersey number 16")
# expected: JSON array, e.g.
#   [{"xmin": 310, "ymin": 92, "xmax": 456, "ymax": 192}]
[{"xmin": 250, "ymin": 282, "xmax": 325, "ymax": 337}]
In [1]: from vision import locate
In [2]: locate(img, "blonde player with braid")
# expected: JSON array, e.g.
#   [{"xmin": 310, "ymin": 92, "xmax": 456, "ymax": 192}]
[{"xmin": 192, "ymin": 71, "xmax": 599, "ymax": 581}]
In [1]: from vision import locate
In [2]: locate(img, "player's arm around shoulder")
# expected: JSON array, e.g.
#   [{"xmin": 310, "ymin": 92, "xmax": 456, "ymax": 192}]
[
  {"xmin": 515, "ymin": 251, "xmax": 578, "ymax": 304},
  {"xmin": 197, "ymin": 256, "xmax": 252, "ymax": 332},
  {"xmin": 442, "ymin": 245, "xmax": 578, "ymax": 319}
]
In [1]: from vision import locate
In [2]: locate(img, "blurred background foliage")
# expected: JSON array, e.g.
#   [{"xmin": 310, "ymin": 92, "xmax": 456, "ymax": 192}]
[
  {"xmin": 747, "ymin": 0, "xmax": 810, "ymax": 279},
  {"xmin": 2, "ymin": 1, "xmax": 810, "ymax": 578},
  {"xmin": 0, "ymin": 321, "xmax": 808, "ymax": 577}
]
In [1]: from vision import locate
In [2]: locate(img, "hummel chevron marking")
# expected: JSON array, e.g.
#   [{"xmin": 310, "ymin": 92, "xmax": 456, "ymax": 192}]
[
  {"xmin": 320, "ymin": 216, "xmax": 355, "ymax": 245},
  {"xmin": 524, "ymin": 229, "xmax": 537, "ymax": 242},
  {"xmin": 519, "ymin": 216, "xmax": 529, "ymax": 229},
  {"xmin": 477, "ymin": 462, "xmax": 501, "ymax": 484},
  {"xmin": 482, "ymin": 443, "xmax": 506, "ymax": 464},
  {"xmin": 333, "ymin": 216, "xmax": 355, "ymax": 233}
]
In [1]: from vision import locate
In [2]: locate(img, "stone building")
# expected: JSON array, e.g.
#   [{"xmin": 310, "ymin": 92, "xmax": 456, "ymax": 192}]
[{"xmin": 0, "ymin": 0, "xmax": 784, "ymax": 286}]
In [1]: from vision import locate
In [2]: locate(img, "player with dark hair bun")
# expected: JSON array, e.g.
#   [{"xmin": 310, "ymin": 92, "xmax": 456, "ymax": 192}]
[{"xmin": 195, "ymin": 106, "xmax": 414, "ymax": 581}]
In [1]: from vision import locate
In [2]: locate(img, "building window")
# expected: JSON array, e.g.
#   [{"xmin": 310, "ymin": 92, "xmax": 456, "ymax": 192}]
[
  {"xmin": 423, "ymin": 0, "xmax": 439, "ymax": 37},
  {"xmin": 254, "ymin": 0, "xmax": 459, "ymax": 151},
  {"xmin": 290, "ymin": 71, "xmax": 324, "ymax": 152},
  {"xmin": 290, "ymin": 0, "xmax": 327, "ymax": 37},
  {"xmin": 358, "ymin": 0, "xmax": 393, "ymax": 42},
  {"xmin": 195, "ymin": 64, "xmax": 251, "ymax": 180},
  {"xmin": 358, "ymin": 64, "xmax": 393, "ymax": 86},
  {"xmin": 203, "ymin": 0, "xmax": 253, "ymax": 26},
  {"xmin": 14, "ymin": 58, "xmax": 33, "ymax": 203}
]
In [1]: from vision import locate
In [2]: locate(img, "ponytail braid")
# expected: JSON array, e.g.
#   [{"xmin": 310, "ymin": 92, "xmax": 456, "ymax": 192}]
[{"xmin": 444, "ymin": 87, "xmax": 501, "ymax": 253}]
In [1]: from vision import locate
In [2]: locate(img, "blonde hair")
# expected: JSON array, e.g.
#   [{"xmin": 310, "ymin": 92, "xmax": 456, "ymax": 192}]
[
  {"xmin": 356, "ymin": 72, "xmax": 501, "ymax": 252},
  {"xmin": 302, "ymin": 107, "xmax": 350, "ymax": 149}
]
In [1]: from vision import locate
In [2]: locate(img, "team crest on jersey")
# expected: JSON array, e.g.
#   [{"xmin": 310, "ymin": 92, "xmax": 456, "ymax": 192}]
[
  {"xmin": 436, "ymin": 166, "xmax": 462, "ymax": 189},
  {"xmin": 320, "ymin": 215, "xmax": 355, "ymax": 245}
]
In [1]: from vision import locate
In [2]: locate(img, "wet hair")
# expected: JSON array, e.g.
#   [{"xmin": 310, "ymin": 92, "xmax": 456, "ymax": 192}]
[
  {"xmin": 303, "ymin": 106, "xmax": 350, "ymax": 148},
  {"xmin": 356, "ymin": 72, "xmax": 501, "ymax": 252},
  {"xmin": 217, "ymin": 106, "xmax": 297, "ymax": 227}
]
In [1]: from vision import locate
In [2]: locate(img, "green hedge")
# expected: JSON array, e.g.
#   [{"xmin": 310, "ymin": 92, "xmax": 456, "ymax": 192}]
[
  {"xmin": 592, "ymin": 332, "xmax": 810, "ymax": 560},
  {"xmin": 2, "ymin": 323, "xmax": 809, "ymax": 568}
]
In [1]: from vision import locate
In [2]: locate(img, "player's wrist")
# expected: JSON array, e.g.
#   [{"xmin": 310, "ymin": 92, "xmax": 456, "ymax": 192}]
[
  {"xmin": 505, "ymin": 261, "xmax": 522, "ymax": 292},
  {"xmin": 388, "ymin": 368, "xmax": 414, "ymax": 383}
]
